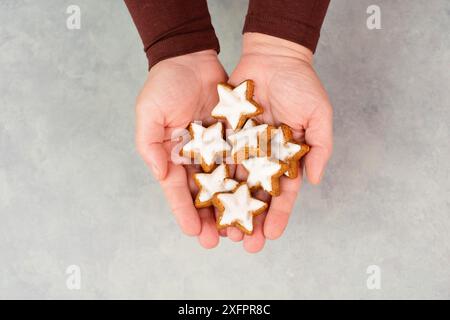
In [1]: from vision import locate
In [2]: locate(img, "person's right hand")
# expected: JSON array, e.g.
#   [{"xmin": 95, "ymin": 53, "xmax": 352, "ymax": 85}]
[{"xmin": 135, "ymin": 50, "xmax": 227, "ymax": 249}]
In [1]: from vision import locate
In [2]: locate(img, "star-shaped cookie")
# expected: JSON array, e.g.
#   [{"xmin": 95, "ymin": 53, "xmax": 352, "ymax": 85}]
[
  {"xmin": 180, "ymin": 122, "xmax": 231, "ymax": 172},
  {"xmin": 213, "ymin": 183, "xmax": 268, "ymax": 234},
  {"xmin": 211, "ymin": 80, "xmax": 263, "ymax": 131},
  {"xmin": 227, "ymin": 119, "xmax": 271, "ymax": 163},
  {"xmin": 241, "ymin": 156, "xmax": 288, "ymax": 196},
  {"xmin": 193, "ymin": 164, "xmax": 238, "ymax": 208},
  {"xmin": 270, "ymin": 125, "xmax": 310, "ymax": 178}
]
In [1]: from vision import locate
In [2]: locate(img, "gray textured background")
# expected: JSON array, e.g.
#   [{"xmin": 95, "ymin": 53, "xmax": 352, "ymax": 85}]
[{"xmin": 0, "ymin": 0, "xmax": 449, "ymax": 299}]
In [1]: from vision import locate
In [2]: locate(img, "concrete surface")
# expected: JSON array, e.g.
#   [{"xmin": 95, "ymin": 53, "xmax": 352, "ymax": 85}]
[{"xmin": 0, "ymin": 0, "xmax": 449, "ymax": 299}]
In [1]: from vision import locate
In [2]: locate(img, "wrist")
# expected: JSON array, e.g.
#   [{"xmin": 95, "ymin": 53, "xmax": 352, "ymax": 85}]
[
  {"xmin": 165, "ymin": 49, "xmax": 219, "ymax": 64},
  {"xmin": 152, "ymin": 49, "xmax": 219, "ymax": 71},
  {"xmin": 241, "ymin": 33, "xmax": 313, "ymax": 64}
]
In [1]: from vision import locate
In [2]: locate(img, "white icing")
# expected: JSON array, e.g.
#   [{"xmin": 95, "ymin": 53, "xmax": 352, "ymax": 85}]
[
  {"xmin": 182, "ymin": 122, "xmax": 231, "ymax": 166},
  {"xmin": 196, "ymin": 164, "xmax": 238, "ymax": 203},
  {"xmin": 217, "ymin": 184, "xmax": 266, "ymax": 232},
  {"xmin": 211, "ymin": 81, "xmax": 258, "ymax": 130},
  {"xmin": 242, "ymin": 118, "xmax": 258, "ymax": 129},
  {"xmin": 270, "ymin": 127, "xmax": 302, "ymax": 162},
  {"xmin": 227, "ymin": 121, "xmax": 268, "ymax": 157},
  {"xmin": 242, "ymin": 157, "xmax": 282, "ymax": 192},
  {"xmin": 270, "ymin": 127, "xmax": 302, "ymax": 176}
]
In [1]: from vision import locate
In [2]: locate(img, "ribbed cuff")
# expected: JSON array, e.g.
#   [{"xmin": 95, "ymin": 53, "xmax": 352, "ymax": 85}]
[
  {"xmin": 146, "ymin": 28, "xmax": 220, "ymax": 69},
  {"xmin": 125, "ymin": 0, "xmax": 220, "ymax": 70},
  {"xmin": 243, "ymin": 14, "xmax": 321, "ymax": 53},
  {"xmin": 242, "ymin": 0, "xmax": 330, "ymax": 54}
]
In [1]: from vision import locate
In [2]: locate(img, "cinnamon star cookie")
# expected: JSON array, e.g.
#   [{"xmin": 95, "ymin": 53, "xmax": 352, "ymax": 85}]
[
  {"xmin": 227, "ymin": 119, "xmax": 271, "ymax": 163},
  {"xmin": 241, "ymin": 156, "xmax": 288, "ymax": 196},
  {"xmin": 270, "ymin": 125, "xmax": 309, "ymax": 178},
  {"xmin": 180, "ymin": 122, "xmax": 231, "ymax": 172},
  {"xmin": 211, "ymin": 80, "xmax": 263, "ymax": 131},
  {"xmin": 213, "ymin": 183, "xmax": 268, "ymax": 235},
  {"xmin": 193, "ymin": 164, "xmax": 238, "ymax": 208}
]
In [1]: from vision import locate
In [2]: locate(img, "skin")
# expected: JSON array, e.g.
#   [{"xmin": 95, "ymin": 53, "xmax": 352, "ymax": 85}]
[
  {"xmin": 227, "ymin": 33, "xmax": 333, "ymax": 253},
  {"xmin": 135, "ymin": 33, "xmax": 333, "ymax": 253},
  {"xmin": 135, "ymin": 50, "xmax": 226, "ymax": 249}
]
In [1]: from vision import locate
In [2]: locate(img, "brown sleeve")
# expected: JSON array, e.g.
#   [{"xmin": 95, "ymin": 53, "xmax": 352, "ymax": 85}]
[
  {"xmin": 243, "ymin": 0, "xmax": 330, "ymax": 53},
  {"xmin": 124, "ymin": 0, "xmax": 219, "ymax": 69}
]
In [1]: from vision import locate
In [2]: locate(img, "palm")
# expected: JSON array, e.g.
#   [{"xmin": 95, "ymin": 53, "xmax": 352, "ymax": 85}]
[
  {"xmin": 142, "ymin": 59, "xmax": 224, "ymax": 130},
  {"xmin": 231, "ymin": 54, "xmax": 327, "ymax": 130},
  {"xmin": 135, "ymin": 51, "xmax": 227, "ymax": 248}
]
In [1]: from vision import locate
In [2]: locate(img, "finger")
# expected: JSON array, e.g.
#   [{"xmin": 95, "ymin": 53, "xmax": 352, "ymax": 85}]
[
  {"xmin": 227, "ymin": 226, "xmax": 244, "ymax": 242},
  {"xmin": 136, "ymin": 104, "xmax": 168, "ymax": 180},
  {"xmin": 243, "ymin": 212, "xmax": 266, "ymax": 253},
  {"xmin": 197, "ymin": 208, "xmax": 220, "ymax": 249},
  {"xmin": 264, "ymin": 173, "xmax": 302, "ymax": 240},
  {"xmin": 184, "ymin": 165, "xmax": 201, "ymax": 195},
  {"xmin": 219, "ymin": 228, "xmax": 227, "ymax": 237},
  {"xmin": 160, "ymin": 162, "xmax": 201, "ymax": 236},
  {"xmin": 304, "ymin": 106, "xmax": 333, "ymax": 185}
]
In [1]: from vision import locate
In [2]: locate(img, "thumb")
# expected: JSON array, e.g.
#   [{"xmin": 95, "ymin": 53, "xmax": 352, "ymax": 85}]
[
  {"xmin": 304, "ymin": 106, "xmax": 333, "ymax": 185},
  {"xmin": 136, "ymin": 107, "xmax": 168, "ymax": 181}
]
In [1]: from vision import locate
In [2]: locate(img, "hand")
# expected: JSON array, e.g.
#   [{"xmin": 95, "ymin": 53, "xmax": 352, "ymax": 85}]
[
  {"xmin": 135, "ymin": 50, "xmax": 227, "ymax": 249},
  {"xmin": 228, "ymin": 33, "xmax": 333, "ymax": 253}
]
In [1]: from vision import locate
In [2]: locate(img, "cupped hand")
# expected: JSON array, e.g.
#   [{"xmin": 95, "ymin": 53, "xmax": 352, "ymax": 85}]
[
  {"xmin": 227, "ymin": 33, "xmax": 333, "ymax": 253},
  {"xmin": 135, "ymin": 50, "xmax": 227, "ymax": 249}
]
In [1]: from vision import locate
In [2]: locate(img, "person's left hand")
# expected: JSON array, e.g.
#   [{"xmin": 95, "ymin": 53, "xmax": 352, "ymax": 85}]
[{"xmin": 226, "ymin": 33, "xmax": 333, "ymax": 253}]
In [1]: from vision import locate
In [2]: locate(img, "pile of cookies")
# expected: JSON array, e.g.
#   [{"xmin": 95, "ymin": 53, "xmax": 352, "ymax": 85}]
[{"xmin": 180, "ymin": 80, "xmax": 309, "ymax": 235}]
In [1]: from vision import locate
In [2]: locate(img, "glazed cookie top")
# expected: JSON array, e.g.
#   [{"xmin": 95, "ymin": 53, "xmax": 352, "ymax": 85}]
[
  {"xmin": 194, "ymin": 164, "xmax": 238, "ymax": 205},
  {"xmin": 181, "ymin": 122, "xmax": 231, "ymax": 169},
  {"xmin": 241, "ymin": 156, "xmax": 286, "ymax": 195},
  {"xmin": 211, "ymin": 80, "xmax": 263, "ymax": 131},
  {"xmin": 227, "ymin": 119, "xmax": 269, "ymax": 159},
  {"xmin": 270, "ymin": 126, "xmax": 302, "ymax": 162},
  {"xmin": 213, "ymin": 183, "xmax": 267, "ymax": 234},
  {"xmin": 270, "ymin": 125, "xmax": 309, "ymax": 178}
]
